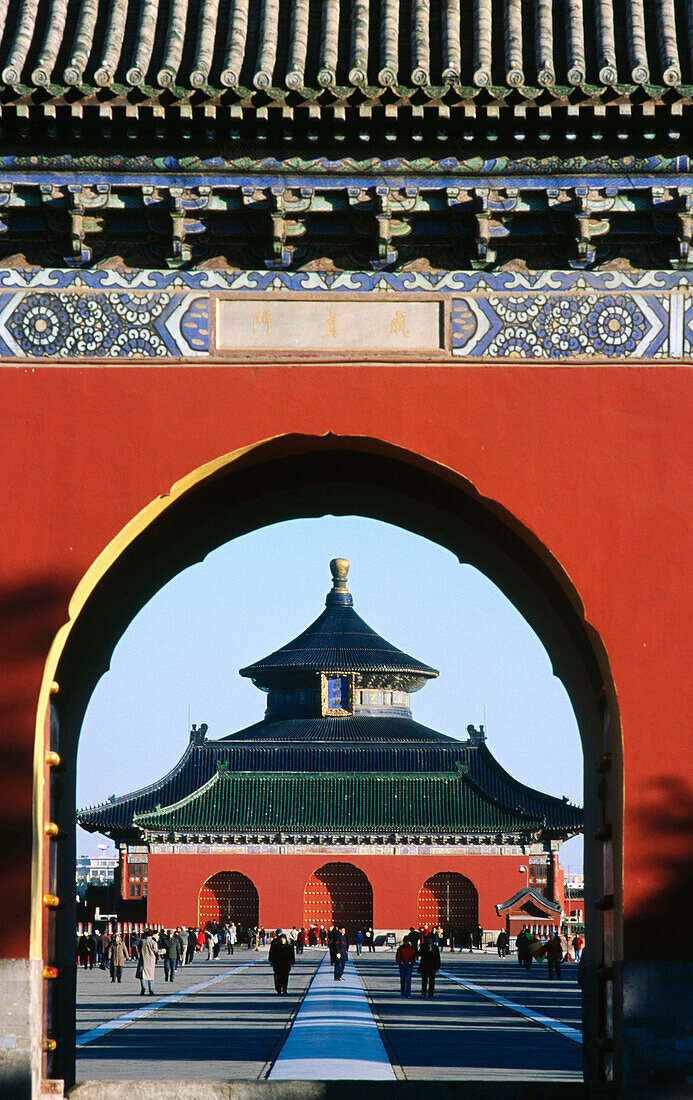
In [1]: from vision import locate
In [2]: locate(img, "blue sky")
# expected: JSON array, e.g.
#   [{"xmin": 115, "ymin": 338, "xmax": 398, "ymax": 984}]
[{"xmin": 77, "ymin": 516, "xmax": 584, "ymax": 871}]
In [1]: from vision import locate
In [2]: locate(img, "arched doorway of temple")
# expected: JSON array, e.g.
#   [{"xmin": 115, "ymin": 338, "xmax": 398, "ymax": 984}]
[
  {"xmin": 417, "ymin": 872, "xmax": 479, "ymax": 936},
  {"xmin": 304, "ymin": 863, "xmax": 373, "ymax": 936},
  {"xmin": 198, "ymin": 871, "xmax": 259, "ymax": 930},
  {"xmin": 45, "ymin": 436, "xmax": 615, "ymax": 1089}
]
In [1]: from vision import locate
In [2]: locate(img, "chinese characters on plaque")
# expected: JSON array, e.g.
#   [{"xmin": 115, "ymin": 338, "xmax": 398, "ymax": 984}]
[{"xmin": 217, "ymin": 300, "xmax": 441, "ymax": 352}]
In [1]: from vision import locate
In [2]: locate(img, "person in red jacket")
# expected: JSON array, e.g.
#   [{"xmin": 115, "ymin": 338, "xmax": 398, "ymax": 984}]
[{"xmin": 395, "ymin": 936, "xmax": 417, "ymax": 998}]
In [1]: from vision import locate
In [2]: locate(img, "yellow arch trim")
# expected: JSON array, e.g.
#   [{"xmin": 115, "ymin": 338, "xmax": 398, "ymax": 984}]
[{"xmin": 31, "ymin": 435, "xmax": 282, "ymax": 957}]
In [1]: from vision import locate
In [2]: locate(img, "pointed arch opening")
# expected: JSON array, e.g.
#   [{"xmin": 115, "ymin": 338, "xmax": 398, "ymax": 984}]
[
  {"xmin": 417, "ymin": 872, "xmax": 479, "ymax": 936},
  {"xmin": 37, "ymin": 433, "xmax": 620, "ymax": 1089},
  {"xmin": 303, "ymin": 862, "xmax": 373, "ymax": 937},
  {"xmin": 198, "ymin": 871, "xmax": 258, "ymax": 930}
]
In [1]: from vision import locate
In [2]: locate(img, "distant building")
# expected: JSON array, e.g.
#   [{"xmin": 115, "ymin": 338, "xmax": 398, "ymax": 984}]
[
  {"xmin": 75, "ymin": 855, "xmax": 118, "ymax": 898},
  {"xmin": 564, "ymin": 872, "xmax": 585, "ymax": 926},
  {"xmin": 78, "ymin": 560, "xmax": 582, "ymax": 935}
]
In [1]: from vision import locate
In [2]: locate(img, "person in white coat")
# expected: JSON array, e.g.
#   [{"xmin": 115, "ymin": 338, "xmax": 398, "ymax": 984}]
[{"xmin": 138, "ymin": 929, "xmax": 159, "ymax": 995}]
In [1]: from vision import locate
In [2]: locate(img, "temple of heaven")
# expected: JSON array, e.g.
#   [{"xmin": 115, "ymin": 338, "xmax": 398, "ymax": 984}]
[{"xmin": 78, "ymin": 559, "xmax": 582, "ymax": 937}]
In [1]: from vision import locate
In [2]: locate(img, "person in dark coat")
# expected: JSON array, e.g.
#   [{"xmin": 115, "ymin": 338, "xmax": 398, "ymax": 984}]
[
  {"xmin": 268, "ymin": 932, "xmax": 295, "ymax": 994},
  {"xmin": 365, "ymin": 927, "xmax": 376, "ymax": 952},
  {"xmin": 186, "ymin": 927, "xmax": 197, "ymax": 964},
  {"xmin": 333, "ymin": 927, "xmax": 349, "ymax": 980},
  {"xmin": 418, "ymin": 934, "xmax": 441, "ymax": 998},
  {"xmin": 328, "ymin": 925, "xmax": 337, "ymax": 964},
  {"xmin": 161, "ymin": 930, "xmax": 180, "ymax": 982},
  {"xmin": 408, "ymin": 927, "xmax": 421, "ymax": 954},
  {"xmin": 496, "ymin": 931, "xmax": 508, "ymax": 958},
  {"xmin": 98, "ymin": 929, "xmax": 111, "ymax": 969},
  {"xmin": 546, "ymin": 931, "xmax": 563, "ymax": 980},
  {"xmin": 77, "ymin": 934, "xmax": 90, "ymax": 968},
  {"xmin": 517, "ymin": 928, "xmax": 532, "ymax": 972},
  {"xmin": 86, "ymin": 932, "xmax": 97, "ymax": 969}
]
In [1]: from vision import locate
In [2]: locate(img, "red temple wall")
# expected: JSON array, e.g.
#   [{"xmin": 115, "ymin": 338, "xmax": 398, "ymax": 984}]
[
  {"xmin": 0, "ymin": 364, "xmax": 691, "ymax": 959},
  {"xmin": 146, "ymin": 850, "xmax": 533, "ymax": 932}
]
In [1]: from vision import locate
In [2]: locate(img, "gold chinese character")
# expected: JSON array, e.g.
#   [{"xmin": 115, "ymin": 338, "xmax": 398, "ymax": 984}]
[
  {"xmin": 390, "ymin": 310, "xmax": 410, "ymax": 338},
  {"xmin": 253, "ymin": 310, "xmax": 271, "ymax": 335},
  {"xmin": 325, "ymin": 311, "xmax": 337, "ymax": 339}
]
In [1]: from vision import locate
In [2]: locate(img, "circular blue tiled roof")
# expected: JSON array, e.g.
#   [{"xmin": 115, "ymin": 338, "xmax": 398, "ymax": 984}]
[{"xmin": 239, "ymin": 559, "xmax": 438, "ymax": 688}]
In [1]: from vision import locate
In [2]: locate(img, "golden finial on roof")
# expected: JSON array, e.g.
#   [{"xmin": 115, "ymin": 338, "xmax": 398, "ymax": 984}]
[{"xmin": 330, "ymin": 558, "xmax": 350, "ymax": 590}]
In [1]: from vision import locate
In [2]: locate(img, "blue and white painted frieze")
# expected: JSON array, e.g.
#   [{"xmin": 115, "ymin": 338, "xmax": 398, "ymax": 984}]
[{"xmin": 0, "ymin": 269, "xmax": 690, "ymax": 361}]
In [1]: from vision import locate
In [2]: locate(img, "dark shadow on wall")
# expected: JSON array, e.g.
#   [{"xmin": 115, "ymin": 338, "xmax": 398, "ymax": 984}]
[
  {"xmin": 624, "ymin": 776, "xmax": 693, "ymax": 961},
  {"xmin": 0, "ymin": 577, "xmax": 76, "ymax": 955}
]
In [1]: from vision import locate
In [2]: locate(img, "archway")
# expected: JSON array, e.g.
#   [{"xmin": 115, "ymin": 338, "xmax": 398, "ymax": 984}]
[
  {"xmin": 304, "ymin": 863, "xmax": 373, "ymax": 937},
  {"xmin": 198, "ymin": 871, "xmax": 258, "ymax": 930},
  {"xmin": 417, "ymin": 872, "xmax": 479, "ymax": 936},
  {"xmin": 38, "ymin": 434, "xmax": 618, "ymax": 1090}
]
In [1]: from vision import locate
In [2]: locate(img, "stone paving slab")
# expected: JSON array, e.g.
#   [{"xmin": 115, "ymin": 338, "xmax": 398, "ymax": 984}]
[
  {"xmin": 67, "ymin": 1083, "xmax": 584, "ymax": 1099},
  {"xmin": 76, "ymin": 950, "xmax": 324, "ymax": 1081},
  {"xmin": 269, "ymin": 955, "xmax": 395, "ymax": 1080},
  {"xmin": 354, "ymin": 951, "xmax": 583, "ymax": 1082}
]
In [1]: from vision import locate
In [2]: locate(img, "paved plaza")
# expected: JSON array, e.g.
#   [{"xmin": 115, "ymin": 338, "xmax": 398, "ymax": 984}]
[{"xmin": 76, "ymin": 948, "xmax": 583, "ymax": 1084}]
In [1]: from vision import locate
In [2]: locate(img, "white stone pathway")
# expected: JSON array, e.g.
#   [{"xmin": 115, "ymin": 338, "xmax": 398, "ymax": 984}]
[{"xmin": 268, "ymin": 953, "xmax": 396, "ymax": 1080}]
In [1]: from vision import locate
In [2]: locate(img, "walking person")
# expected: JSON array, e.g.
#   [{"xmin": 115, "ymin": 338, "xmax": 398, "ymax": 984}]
[
  {"xmin": 333, "ymin": 927, "xmax": 349, "ymax": 981},
  {"xmin": 365, "ymin": 927, "xmax": 376, "ymax": 952},
  {"xmin": 108, "ymin": 932, "xmax": 129, "ymax": 983},
  {"xmin": 228, "ymin": 922, "xmax": 237, "ymax": 955},
  {"xmin": 268, "ymin": 931, "xmax": 295, "ymax": 994},
  {"xmin": 355, "ymin": 928, "xmax": 364, "ymax": 956},
  {"xmin": 98, "ymin": 928, "xmax": 111, "ymax": 970},
  {"xmin": 395, "ymin": 936, "xmax": 417, "ymax": 998},
  {"xmin": 186, "ymin": 927, "xmax": 197, "ymax": 964},
  {"xmin": 572, "ymin": 933, "xmax": 583, "ymax": 962},
  {"xmin": 516, "ymin": 927, "xmax": 532, "ymax": 972},
  {"xmin": 160, "ymin": 930, "xmax": 178, "ymax": 982},
  {"xmin": 77, "ymin": 933, "xmax": 90, "ymax": 969},
  {"xmin": 328, "ymin": 926, "xmax": 337, "ymax": 964},
  {"xmin": 496, "ymin": 930, "xmax": 508, "ymax": 958},
  {"xmin": 138, "ymin": 929, "xmax": 159, "ymax": 996},
  {"xmin": 546, "ymin": 930, "xmax": 563, "ymax": 980},
  {"xmin": 418, "ymin": 933, "xmax": 441, "ymax": 999},
  {"xmin": 86, "ymin": 932, "xmax": 97, "ymax": 969}
]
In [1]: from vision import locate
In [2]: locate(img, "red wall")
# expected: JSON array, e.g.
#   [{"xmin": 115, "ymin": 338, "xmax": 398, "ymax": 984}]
[
  {"xmin": 146, "ymin": 851, "xmax": 530, "ymax": 931},
  {"xmin": 1, "ymin": 364, "xmax": 691, "ymax": 960}
]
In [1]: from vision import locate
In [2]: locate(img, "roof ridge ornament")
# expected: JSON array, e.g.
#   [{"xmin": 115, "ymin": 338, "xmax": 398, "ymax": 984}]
[{"xmin": 326, "ymin": 557, "xmax": 353, "ymax": 608}]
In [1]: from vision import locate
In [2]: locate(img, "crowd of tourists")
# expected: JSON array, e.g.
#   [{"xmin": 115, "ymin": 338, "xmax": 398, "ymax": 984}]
[
  {"xmin": 77, "ymin": 920, "xmax": 584, "ymax": 996},
  {"xmin": 506, "ymin": 927, "xmax": 584, "ymax": 981}
]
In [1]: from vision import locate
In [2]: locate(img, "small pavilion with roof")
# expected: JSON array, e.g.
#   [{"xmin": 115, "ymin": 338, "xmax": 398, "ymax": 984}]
[{"xmin": 78, "ymin": 559, "xmax": 582, "ymax": 937}]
